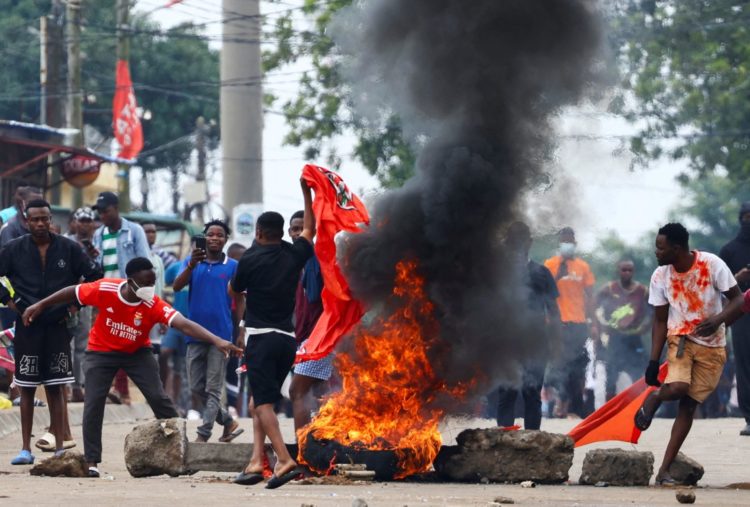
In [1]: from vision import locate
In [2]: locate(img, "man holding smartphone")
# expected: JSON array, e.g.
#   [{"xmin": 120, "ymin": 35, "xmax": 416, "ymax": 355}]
[
  {"xmin": 0, "ymin": 200, "xmax": 101, "ymax": 465},
  {"xmin": 173, "ymin": 220, "xmax": 244, "ymax": 443}
]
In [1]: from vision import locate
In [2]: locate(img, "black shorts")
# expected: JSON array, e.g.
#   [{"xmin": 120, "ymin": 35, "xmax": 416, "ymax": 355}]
[
  {"xmin": 245, "ymin": 331, "xmax": 296, "ymax": 406},
  {"xmin": 13, "ymin": 318, "xmax": 73, "ymax": 387}
]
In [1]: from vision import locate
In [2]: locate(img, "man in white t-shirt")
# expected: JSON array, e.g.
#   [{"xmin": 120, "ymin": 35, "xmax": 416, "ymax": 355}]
[{"xmin": 634, "ymin": 223, "xmax": 741, "ymax": 485}]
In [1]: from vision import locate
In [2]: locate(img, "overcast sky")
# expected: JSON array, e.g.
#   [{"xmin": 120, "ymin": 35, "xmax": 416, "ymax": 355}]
[{"xmin": 137, "ymin": 0, "xmax": 686, "ymax": 249}]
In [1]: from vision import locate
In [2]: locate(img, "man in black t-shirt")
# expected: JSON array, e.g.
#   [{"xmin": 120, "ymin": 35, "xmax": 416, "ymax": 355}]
[
  {"xmin": 496, "ymin": 221, "xmax": 561, "ymax": 430},
  {"xmin": 229, "ymin": 178, "xmax": 315, "ymax": 488}
]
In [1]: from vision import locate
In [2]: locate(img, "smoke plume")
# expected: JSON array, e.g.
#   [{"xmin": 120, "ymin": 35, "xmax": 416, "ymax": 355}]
[{"xmin": 338, "ymin": 1, "xmax": 604, "ymax": 401}]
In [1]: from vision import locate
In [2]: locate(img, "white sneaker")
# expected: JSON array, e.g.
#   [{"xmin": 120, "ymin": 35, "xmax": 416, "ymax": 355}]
[{"xmin": 186, "ymin": 409, "xmax": 201, "ymax": 421}]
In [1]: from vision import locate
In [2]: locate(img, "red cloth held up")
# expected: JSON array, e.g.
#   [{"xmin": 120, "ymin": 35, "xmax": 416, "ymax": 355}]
[{"xmin": 295, "ymin": 164, "xmax": 369, "ymax": 363}]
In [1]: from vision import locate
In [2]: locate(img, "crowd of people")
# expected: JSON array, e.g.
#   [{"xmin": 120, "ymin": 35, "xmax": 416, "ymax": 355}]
[{"xmin": 2, "ymin": 179, "xmax": 750, "ymax": 487}]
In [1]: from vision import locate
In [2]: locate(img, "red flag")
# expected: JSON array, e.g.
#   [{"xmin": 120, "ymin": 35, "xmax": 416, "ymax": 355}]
[
  {"xmin": 112, "ymin": 59, "xmax": 143, "ymax": 160},
  {"xmin": 568, "ymin": 363, "xmax": 668, "ymax": 447},
  {"xmin": 295, "ymin": 164, "xmax": 369, "ymax": 363}
]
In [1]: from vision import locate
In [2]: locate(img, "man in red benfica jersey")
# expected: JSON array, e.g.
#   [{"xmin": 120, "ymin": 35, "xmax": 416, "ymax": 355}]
[{"xmin": 23, "ymin": 257, "xmax": 240, "ymax": 477}]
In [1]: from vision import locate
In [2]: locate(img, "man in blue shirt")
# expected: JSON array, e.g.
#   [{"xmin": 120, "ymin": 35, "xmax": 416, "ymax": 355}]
[{"xmin": 174, "ymin": 220, "xmax": 244, "ymax": 442}]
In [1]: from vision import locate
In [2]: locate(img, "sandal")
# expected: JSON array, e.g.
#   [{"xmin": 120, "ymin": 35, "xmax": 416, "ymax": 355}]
[
  {"xmin": 35, "ymin": 432, "xmax": 77, "ymax": 452},
  {"xmin": 234, "ymin": 471, "xmax": 264, "ymax": 485},
  {"xmin": 265, "ymin": 466, "xmax": 303, "ymax": 489},
  {"xmin": 634, "ymin": 406, "xmax": 654, "ymax": 431},
  {"xmin": 219, "ymin": 420, "xmax": 245, "ymax": 443},
  {"xmin": 88, "ymin": 466, "xmax": 100, "ymax": 478},
  {"xmin": 11, "ymin": 450, "xmax": 35, "ymax": 465},
  {"xmin": 35, "ymin": 432, "xmax": 56, "ymax": 452},
  {"xmin": 655, "ymin": 471, "xmax": 677, "ymax": 486},
  {"xmin": 106, "ymin": 390, "xmax": 122, "ymax": 405}
]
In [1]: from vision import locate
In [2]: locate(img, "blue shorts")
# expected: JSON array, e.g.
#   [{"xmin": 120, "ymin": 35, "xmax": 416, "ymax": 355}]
[{"xmin": 161, "ymin": 329, "xmax": 187, "ymax": 356}]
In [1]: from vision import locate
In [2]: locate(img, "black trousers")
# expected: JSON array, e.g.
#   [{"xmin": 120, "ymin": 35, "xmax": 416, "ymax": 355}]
[
  {"xmin": 83, "ymin": 348, "xmax": 178, "ymax": 464},
  {"xmin": 496, "ymin": 366, "xmax": 545, "ymax": 429},
  {"xmin": 732, "ymin": 317, "xmax": 750, "ymax": 423},
  {"xmin": 555, "ymin": 322, "xmax": 589, "ymax": 418}
]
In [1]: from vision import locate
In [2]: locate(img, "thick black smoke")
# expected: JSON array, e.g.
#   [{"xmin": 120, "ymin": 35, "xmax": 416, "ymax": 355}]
[{"xmin": 339, "ymin": 1, "xmax": 604, "ymax": 403}]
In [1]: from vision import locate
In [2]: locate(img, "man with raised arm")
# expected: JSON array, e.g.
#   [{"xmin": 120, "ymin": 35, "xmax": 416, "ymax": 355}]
[
  {"xmin": 230, "ymin": 178, "xmax": 315, "ymax": 489},
  {"xmin": 23, "ymin": 257, "xmax": 241, "ymax": 478}
]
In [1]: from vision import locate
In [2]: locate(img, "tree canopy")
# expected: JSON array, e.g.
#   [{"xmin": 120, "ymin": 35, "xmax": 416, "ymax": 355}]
[
  {"xmin": 264, "ymin": 0, "xmax": 415, "ymax": 188},
  {"xmin": 0, "ymin": 0, "xmax": 220, "ymax": 177},
  {"xmin": 611, "ymin": 0, "xmax": 750, "ymax": 181}
]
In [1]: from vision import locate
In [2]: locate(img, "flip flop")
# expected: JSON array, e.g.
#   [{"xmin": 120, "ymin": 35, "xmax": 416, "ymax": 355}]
[
  {"xmin": 106, "ymin": 391, "xmax": 122, "ymax": 405},
  {"xmin": 218, "ymin": 423, "xmax": 245, "ymax": 443},
  {"xmin": 233, "ymin": 471, "xmax": 264, "ymax": 485},
  {"xmin": 265, "ymin": 467, "xmax": 303, "ymax": 489},
  {"xmin": 655, "ymin": 471, "xmax": 677, "ymax": 486},
  {"xmin": 35, "ymin": 433, "xmax": 77, "ymax": 452},
  {"xmin": 634, "ymin": 406, "xmax": 654, "ymax": 431},
  {"xmin": 88, "ymin": 466, "xmax": 100, "ymax": 478},
  {"xmin": 35, "ymin": 432, "xmax": 56, "ymax": 452}
]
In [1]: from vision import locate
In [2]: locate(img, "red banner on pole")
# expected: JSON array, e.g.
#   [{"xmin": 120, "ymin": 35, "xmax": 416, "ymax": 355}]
[{"xmin": 112, "ymin": 59, "xmax": 143, "ymax": 160}]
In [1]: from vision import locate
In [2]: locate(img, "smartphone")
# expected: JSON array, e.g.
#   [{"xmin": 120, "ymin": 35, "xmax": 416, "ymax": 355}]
[{"xmin": 195, "ymin": 235, "xmax": 207, "ymax": 251}]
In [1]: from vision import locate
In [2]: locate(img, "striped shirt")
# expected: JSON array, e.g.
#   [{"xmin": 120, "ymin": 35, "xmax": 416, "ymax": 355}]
[{"xmin": 101, "ymin": 228, "xmax": 119, "ymax": 278}]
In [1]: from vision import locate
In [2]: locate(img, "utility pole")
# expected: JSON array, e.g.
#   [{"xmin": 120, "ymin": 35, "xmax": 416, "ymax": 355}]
[
  {"xmin": 195, "ymin": 116, "xmax": 209, "ymax": 222},
  {"xmin": 221, "ymin": 0, "xmax": 263, "ymax": 217},
  {"xmin": 116, "ymin": 0, "xmax": 131, "ymax": 211},
  {"xmin": 67, "ymin": 0, "xmax": 84, "ymax": 208},
  {"xmin": 43, "ymin": 0, "xmax": 65, "ymax": 204}
]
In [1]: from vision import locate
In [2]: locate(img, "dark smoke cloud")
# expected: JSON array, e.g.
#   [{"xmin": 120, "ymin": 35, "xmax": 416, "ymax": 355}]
[{"xmin": 338, "ymin": 1, "xmax": 604, "ymax": 403}]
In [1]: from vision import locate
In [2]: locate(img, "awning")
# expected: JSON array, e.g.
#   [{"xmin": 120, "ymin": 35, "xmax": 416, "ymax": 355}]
[{"xmin": 0, "ymin": 120, "xmax": 134, "ymax": 185}]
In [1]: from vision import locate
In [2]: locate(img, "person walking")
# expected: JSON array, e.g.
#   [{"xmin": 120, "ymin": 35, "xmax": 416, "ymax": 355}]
[{"xmin": 635, "ymin": 223, "xmax": 741, "ymax": 485}]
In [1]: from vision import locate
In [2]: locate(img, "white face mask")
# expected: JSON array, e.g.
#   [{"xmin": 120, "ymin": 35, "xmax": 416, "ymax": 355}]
[
  {"xmin": 130, "ymin": 280, "xmax": 155, "ymax": 302},
  {"xmin": 559, "ymin": 242, "xmax": 576, "ymax": 259}
]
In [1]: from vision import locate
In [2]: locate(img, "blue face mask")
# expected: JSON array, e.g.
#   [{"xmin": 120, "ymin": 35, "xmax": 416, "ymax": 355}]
[{"xmin": 559, "ymin": 242, "xmax": 576, "ymax": 259}]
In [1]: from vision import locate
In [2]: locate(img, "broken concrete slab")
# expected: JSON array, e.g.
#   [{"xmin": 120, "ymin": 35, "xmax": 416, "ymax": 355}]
[
  {"xmin": 30, "ymin": 450, "xmax": 88, "ymax": 477},
  {"xmin": 124, "ymin": 418, "xmax": 188, "ymax": 477},
  {"xmin": 123, "ymin": 418, "xmax": 299, "ymax": 477},
  {"xmin": 668, "ymin": 453, "xmax": 704, "ymax": 486},
  {"xmin": 433, "ymin": 428, "xmax": 574, "ymax": 484},
  {"xmin": 579, "ymin": 448, "xmax": 654, "ymax": 486}
]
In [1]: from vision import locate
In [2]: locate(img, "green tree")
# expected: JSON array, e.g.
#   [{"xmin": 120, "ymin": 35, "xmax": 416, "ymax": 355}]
[
  {"xmin": 611, "ymin": 0, "xmax": 750, "ymax": 181},
  {"xmin": 0, "ymin": 1, "xmax": 220, "ymax": 209},
  {"xmin": 264, "ymin": 0, "xmax": 415, "ymax": 188},
  {"xmin": 669, "ymin": 173, "xmax": 750, "ymax": 253}
]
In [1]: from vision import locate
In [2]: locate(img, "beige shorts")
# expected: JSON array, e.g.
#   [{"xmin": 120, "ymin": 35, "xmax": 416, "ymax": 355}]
[{"xmin": 664, "ymin": 335, "xmax": 726, "ymax": 403}]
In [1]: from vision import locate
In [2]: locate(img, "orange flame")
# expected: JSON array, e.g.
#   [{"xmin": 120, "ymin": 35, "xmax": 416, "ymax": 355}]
[{"xmin": 298, "ymin": 260, "xmax": 469, "ymax": 478}]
